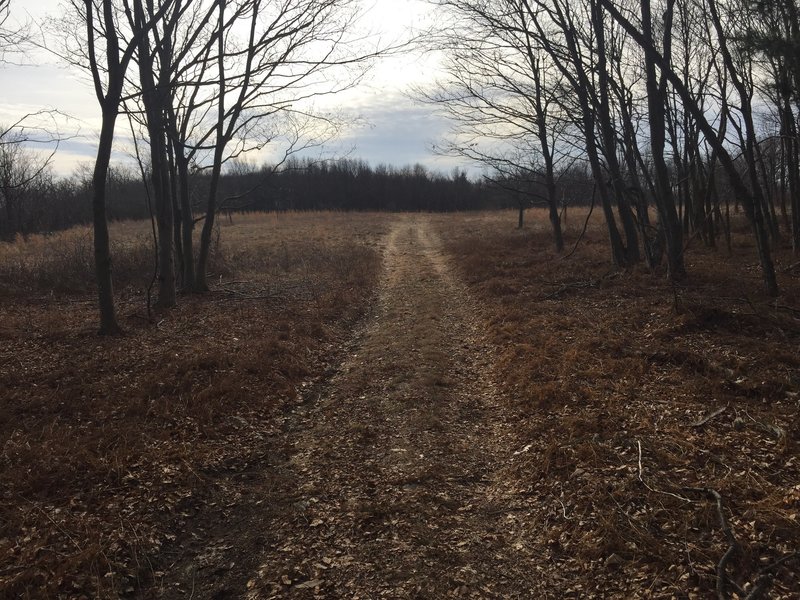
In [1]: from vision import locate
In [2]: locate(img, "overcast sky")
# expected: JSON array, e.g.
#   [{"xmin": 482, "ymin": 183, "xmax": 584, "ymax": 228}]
[{"xmin": 1, "ymin": 0, "xmax": 471, "ymax": 177}]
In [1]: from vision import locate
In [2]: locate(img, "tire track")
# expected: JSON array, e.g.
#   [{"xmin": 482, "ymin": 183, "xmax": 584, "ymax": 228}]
[{"xmin": 248, "ymin": 214, "xmax": 539, "ymax": 598}]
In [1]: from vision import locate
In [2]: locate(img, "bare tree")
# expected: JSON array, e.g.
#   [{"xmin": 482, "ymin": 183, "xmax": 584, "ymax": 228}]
[
  {"xmin": 521, "ymin": 0, "xmax": 632, "ymax": 265},
  {"xmin": 190, "ymin": 0, "xmax": 377, "ymax": 291},
  {"xmin": 126, "ymin": 0, "xmax": 195, "ymax": 307},
  {"xmin": 425, "ymin": 0, "xmax": 567, "ymax": 250},
  {"xmin": 640, "ymin": 0, "xmax": 685, "ymax": 278},
  {"xmin": 599, "ymin": 0, "xmax": 779, "ymax": 295},
  {"xmin": 740, "ymin": 0, "xmax": 800, "ymax": 252},
  {"xmin": 59, "ymin": 0, "xmax": 175, "ymax": 334},
  {"xmin": 0, "ymin": 0, "xmax": 28, "ymax": 63},
  {"xmin": 119, "ymin": 0, "xmax": 382, "ymax": 293}
]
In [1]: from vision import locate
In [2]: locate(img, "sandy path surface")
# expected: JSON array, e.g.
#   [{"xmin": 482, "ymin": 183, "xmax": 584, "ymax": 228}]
[{"xmin": 246, "ymin": 215, "xmax": 541, "ymax": 598}]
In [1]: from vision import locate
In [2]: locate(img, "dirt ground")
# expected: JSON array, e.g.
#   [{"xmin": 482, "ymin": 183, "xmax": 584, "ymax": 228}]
[
  {"xmin": 241, "ymin": 215, "xmax": 539, "ymax": 598},
  {"xmin": 2, "ymin": 210, "xmax": 799, "ymax": 598},
  {"xmin": 172, "ymin": 213, "xmax": 800, "ymax": 599}
]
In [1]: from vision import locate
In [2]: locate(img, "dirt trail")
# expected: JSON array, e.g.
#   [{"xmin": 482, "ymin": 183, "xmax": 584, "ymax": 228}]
[{"xmin": 247, "ymin": 215, "xmax": 541, "ymax": 598}]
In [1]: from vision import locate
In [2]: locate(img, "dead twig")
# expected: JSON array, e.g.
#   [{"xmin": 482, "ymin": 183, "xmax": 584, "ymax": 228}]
[
  {"xmin": 33, "ymin": 504, "xmax": 84, "ymax": 554},
  {"xmin": 636, "ymin": 440, "xmax": 692, "ymax": 503},
  {"xmin": 688, "ymin": 404, "xmax": 729, "ymax": 428},
  {"xmin": 744, "ymin": 410, "xmax": 786, "ymax": 443}
]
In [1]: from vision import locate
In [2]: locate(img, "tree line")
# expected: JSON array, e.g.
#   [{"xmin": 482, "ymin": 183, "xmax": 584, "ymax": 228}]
[
  {"xmin": 0, "ymin": 158, "xmax": 500, "ymax": 240},
  {"xmin": 427, "ymin": 0, "xmax": 800, "ymax": 295}
]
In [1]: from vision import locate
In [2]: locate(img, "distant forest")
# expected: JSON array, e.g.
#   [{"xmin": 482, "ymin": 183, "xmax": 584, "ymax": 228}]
[{"xmin": 0, "ymin": 156, "xmax": 600, "ymax": 239}]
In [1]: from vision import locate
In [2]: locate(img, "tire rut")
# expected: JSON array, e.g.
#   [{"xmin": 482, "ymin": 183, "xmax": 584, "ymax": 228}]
[{"xmin": 248, "ymin": 214, "xmax": 535, "ymax": 598}]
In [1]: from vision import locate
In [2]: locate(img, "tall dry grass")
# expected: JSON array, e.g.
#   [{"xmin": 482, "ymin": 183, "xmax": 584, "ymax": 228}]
[
  {"xmin": 0, "ymin": 211, "xmax": 392, "ymax": 598},
  {"xmin": 0, "ymin": 211, "xmax": 388, "ymax": 297},
  {"xmin": 0, "ymin": 222, "xmax": 154, "ymax": 295}
]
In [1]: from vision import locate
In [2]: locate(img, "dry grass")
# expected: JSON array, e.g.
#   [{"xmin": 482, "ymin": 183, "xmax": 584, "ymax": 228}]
[
  {"xmin": 4, "ymin": 208, "xmax": 799, "ymax": 597},
  {"xmin": 0, "ymin": 223, "xmax": 153, "ymax": 295},
  {"xmin": 432, "ymin": 209, "xmax": 800, "ymax": 597},
  {"xmin": 0, "ymin": 212, "xmax": 390, "ymax": 598}
]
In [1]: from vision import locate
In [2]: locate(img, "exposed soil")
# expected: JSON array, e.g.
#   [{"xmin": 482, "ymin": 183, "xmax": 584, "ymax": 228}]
[{"xmin": 236, "ymin": 214, "xmax": 542, "ymax": 599}]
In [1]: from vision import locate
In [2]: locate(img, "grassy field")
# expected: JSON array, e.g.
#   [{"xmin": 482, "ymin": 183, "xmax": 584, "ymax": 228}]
[
  {"xmin": 0, "ymin": 212, "xmax": 391, "ymax": 598},
  {"xmin": 432, "ymin": 209, "xmax": 800, "ymax": 597},
  {"xmin": 1, "ymin": 209, "xmax": 798, "ymax": 597}
]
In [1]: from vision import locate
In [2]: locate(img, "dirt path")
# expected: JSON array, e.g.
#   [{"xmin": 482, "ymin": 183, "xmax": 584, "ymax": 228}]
[{"xmin": 244, "ymin": 215, "xmax": 541, "ymax": 598}]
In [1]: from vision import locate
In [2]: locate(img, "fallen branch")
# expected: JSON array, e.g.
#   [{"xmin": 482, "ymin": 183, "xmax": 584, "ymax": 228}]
[
  {"xmin": 215, "ymin": 278, "xmax": 254, "ymax": 286},
  {"xmin": 688, "ymin": 405, "xmax": 729, "ymax": 428},
  {"xmin": 743, "ymin": 552, "xmax": 798, "ymax": 600},
  {"xmin": 780, "ymin": 260, "xmax": 800, "ymax": 274},
  {"xmin": 774, "ymin": 304, "xmax": 800, "ymax": 316},
  {"xmin": 683, "ymin": 486, "xmax": 738, "ymax": 600}
]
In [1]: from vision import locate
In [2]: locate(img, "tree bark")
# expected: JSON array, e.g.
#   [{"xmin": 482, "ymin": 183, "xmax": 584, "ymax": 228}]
[
  {"xmin": 641, "ymin": 0, "xmax": 685, "ymax": 279},
  {"xmin": 92, "ymin": 105, "xmax": 123, "ymax": 335}
]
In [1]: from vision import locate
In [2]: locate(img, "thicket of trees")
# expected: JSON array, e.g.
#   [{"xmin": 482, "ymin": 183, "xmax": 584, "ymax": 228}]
[
  {"xmin": 429, "ymin": 0, "xmax": 800, "ymax": 295},
  {"xmin": 0, "ymin": 159, "xmax": 497, "ymax": 238},
  {"xmin": 49, "ymin": 0, "xmax": 387, "ymax": 333},
  {"xmin": 2, "ymin": 0, "xmax": 386, "ymax": 332}
]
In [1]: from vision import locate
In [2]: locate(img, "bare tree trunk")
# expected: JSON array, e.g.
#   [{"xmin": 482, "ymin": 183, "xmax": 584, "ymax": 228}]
[
  {"xmin": 167, "ymin": 136, "xmax": 184, "ymax": 288},
  {"xmin": 135, "ymin": 4, "xmax": 176, "ymax": 308},
  {"xmin": 593, "ymin": 0, "xmax": 639, "ymax": 264},
  {"xmin": 782, "ymin": 94, "xmax": 800, "ymax": 253},
  {"xmin": 195, "ymin": 156, "xmax": 222, "ymax": 291},
  {"xmin": 92, "ymin": 106, "xmax": 123, "ymax": 335},
  {"xmin": 613, "ymin": 79, "xmax": 663, "ymax": 268},
  {"xmin": 518, "ymin": 14, "xmax": 564, "ymax": 251},
  {"xmin": 544, "ymin": 167, "xmax": 564, "ymax": 251},
  {"xmin": 599, "ymin": 0, "xmax": 779, "ymax": 295},
  {"xmin": 641, "ymin": 0, "xmax": 684, "ymax": 279},
  {"xmin": 194, "ymin": 0, "xmax": 227, "ymax": 292},
  {"xmin": 175, "ymin": 144, "xmax": 196, "ymax": 289}
]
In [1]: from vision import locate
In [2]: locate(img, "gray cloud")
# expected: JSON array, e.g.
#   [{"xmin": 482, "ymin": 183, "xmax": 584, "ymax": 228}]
[{"xmin": 323, "ymin": 90, "xmax": 476, "ymax": 175}]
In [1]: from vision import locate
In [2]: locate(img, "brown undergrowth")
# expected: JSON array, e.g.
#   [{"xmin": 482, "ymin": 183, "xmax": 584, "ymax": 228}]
[
  {"xmin": 433, "ymin": 209, "xmax": 800, "ymax": 598},
  {"xmin": 0, "ymin": 212, "xmax": 389, "ymax": 598}
]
